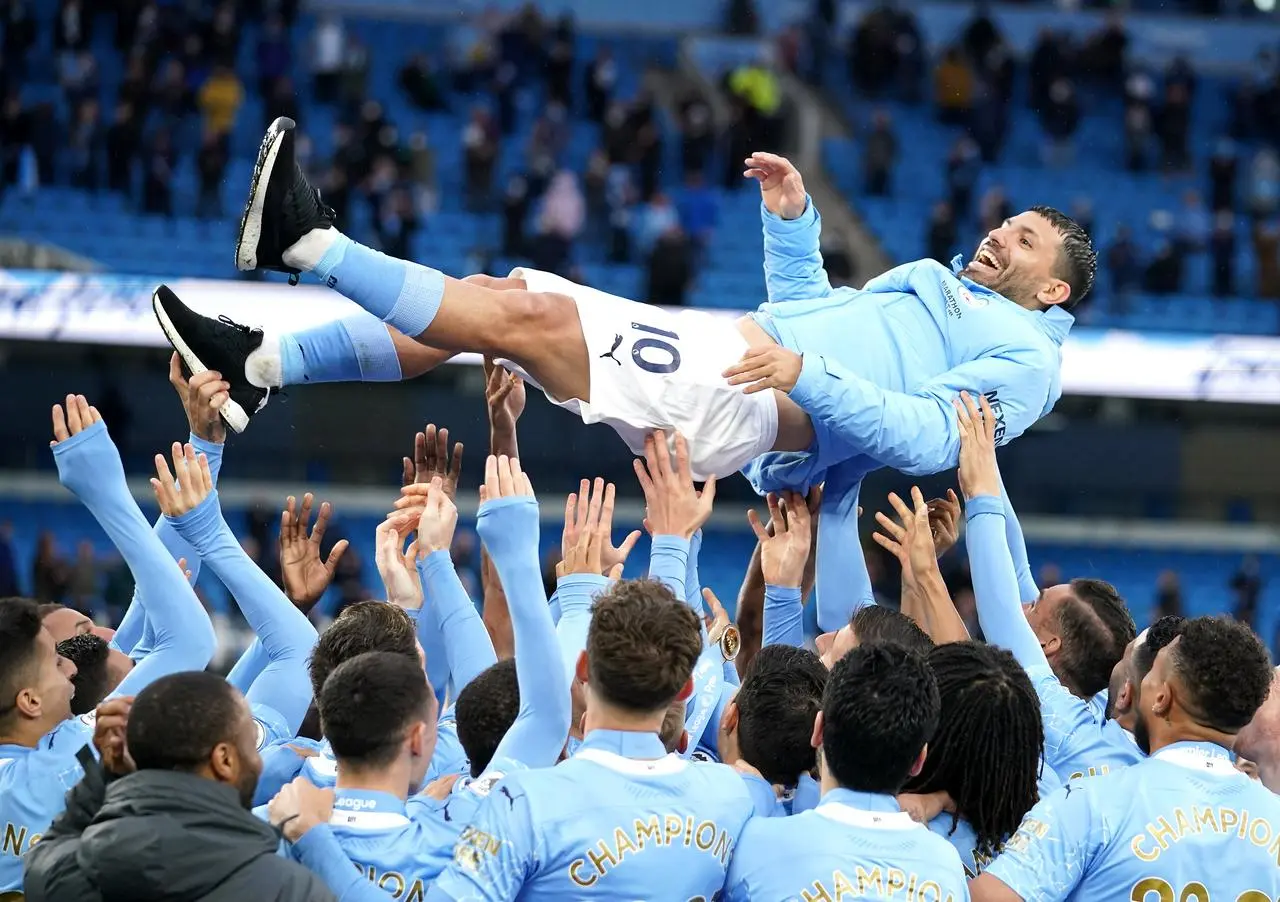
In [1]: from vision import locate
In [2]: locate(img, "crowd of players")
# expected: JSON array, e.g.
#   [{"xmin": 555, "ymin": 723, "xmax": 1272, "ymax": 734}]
[{"xmin": 0, "ymin": 338, "xmax": 1274, "ymax": 900}]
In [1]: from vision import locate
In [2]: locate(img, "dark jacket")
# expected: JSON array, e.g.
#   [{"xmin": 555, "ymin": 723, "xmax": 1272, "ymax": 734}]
[{"xmin": 24, "ymin": 751, "xmax": 335, "ymax": 902}]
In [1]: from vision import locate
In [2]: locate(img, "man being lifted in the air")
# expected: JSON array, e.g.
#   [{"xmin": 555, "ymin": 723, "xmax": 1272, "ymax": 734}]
[{"xmin": 154, "ymin": 117, "xmax": 1092, "ymax": 630}]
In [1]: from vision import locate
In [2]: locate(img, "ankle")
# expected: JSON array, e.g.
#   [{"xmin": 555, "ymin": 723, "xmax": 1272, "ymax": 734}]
[
  {"xmin": 282, "ymin": 227, "xmax": 340, "ymax": 273},
  {"xmin": 246, "ymin": 335, "xmax": 284, "ymax": 388}
]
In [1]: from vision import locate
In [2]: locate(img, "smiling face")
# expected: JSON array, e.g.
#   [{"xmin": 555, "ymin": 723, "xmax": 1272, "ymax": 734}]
[{"xmin": 962, "ymin": 210, "xmax": 1072, "ymax": 309}]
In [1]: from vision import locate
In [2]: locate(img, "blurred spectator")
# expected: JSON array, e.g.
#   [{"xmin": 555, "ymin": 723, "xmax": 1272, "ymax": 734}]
[
  {"xmin": 850, "ymin": 4, "xmax": 905, "ymax": 96},
  {"xmin": 1209, "ymin": 138, "xmax": 1239, "ymax": 214},
  {"xmin": 60, "ymin": 52, "xmax": 98, "ymax": 110},
  {"xmin": 977, "ymin": 185, "xmax": 1011, "ymax": 235},
  {"xmin": 546, "ymin": 36, "xmax": 574, "ymax": 107},
  {"xmin": 1166, "ymin": 54, "xmax": 1196, "ymax": 99},
  {"xmin": 0, "ymin": 523, "xmax": 17, "ymax": 598},
  {"xmin": 970, "ymin": 78, "xmax": 1008, "ymax": 163},
  {"xmin": 196, "ymin": 129, "xmax": 229, "ymax": 219},
  {"xmin": 1143, "ymin": 241, "xmax": 1182, "ymax": 295},
  {"xmin": 1249, "ymin": 147, "xmax": 1280, "ymax": 220},
  {"xmin": 30, "ymin": 102, "xmax": 57, "ymax": 185},
  {"xmin": 67, "ymin": 100, "xmax": 103, "ymax": 191},
  {"xmin": 463, "ymin": 107, "xmax": 498, "ymax": 211},
  {"xmin": 934, "ymin": 46, "xmax": 974, "ymax": 126},
  {"xmin": 725, "ymin": 0, "xmax": 759, "ymax": 36},
  {"xmin": 646, "ymin": 226, "xmax": 695, "ymax": 305},
  {"xmin": 407, "ymin": 131, "xmax": 436, "ymax": 211},
  {"xmin": 1153, "ymin": 570, "xmax": 1183, "ymax": 620},
  {"xmin": 821, "ymin": 237, "xmax": 855, "ymax": 287},
  {"xmin": 676, "ymin": 171, "xmax": 718, "ymax": 253},
  {"xmin": 533, "ymin": 170, "xmax": 584, "ymax": 275},
  {"xmin": 1124, "ymin": 95, "xmax": 1154, "ymax": 173},
  {"xmin": 68, "ymin": 540, "xmax": 99, "ymax": 615},
  {"xmin": 376, "ymin": 187, "xmax": 419, "ymax": 260},
  {"xmin": 502, "ymin": 174, "xmax": 530, "ymax": 256},
  {"xmin": 961, "ymin": 3, "xmax": 1000, "ymax": 68},
  {"xmin": 1040, "ymin": 78, "xmax": 1080, "ymax": 168},
  {"xmin": 142, "ymin": 128, "xmax": 176, "ymax": 216},
  {"xmin": 927, "ymin": 200, "xmax": 957, "ymax": 264},
  {"xmin": 1254, "ymin": 221, "xmax": 1280, "ymax": 299},
  {"xmin": 3, "ymin": 1, "xmax": 37, "ymax": 81},
  {"xmin": 606, "ymin": 163, "xmax": 636, "ymax": 263},
  {"xmin": 945, "ymin": 137, "xmax": 980, "ymax": 221},
  {"xmin": 602, "ymin": 101, "xmax": 630, "ymax": 165},
  {"xmin": 106, "ymin": 102, "xmax": 140, "ymax": 195},
  {"xmin": 639, "ymin": 192, "xmax": 680, "ymax": 256},
  {"xmin": 1, "ymin": 93, "xmax": 29, "ymax": 188},
  {"xmin": 727, "ymin": 53, "xmax": 782, "ymax": 150},
  {"xmin": 265, "ymin": 75, "xmax": 299, "ymax": 129},
  {"xmin": 1232, "ymin": 555, "xmax": 1263, "ymax": 629},
  {"xmin": 863, "ymin": 110, "xmax": 898, "ymax": 197},
  {"xmin": 1174, "ymin": 190, "xmax": 1210, "ymax": 253},
  {"xmin": 400, "ymin": 54, "xmax": 445, "ymax": 111},
  {"xmin": 54, "ymin": 0, "xmax": 91, "ymax": 59},
  {"xmin": 257, "ymin": 15, "xmax": 292, "ymax": 99},
  {"xmin": 1027, "ymin": 28, "xmax": 1064, "ymax": 112},
  {"xmin": 33, "ymin": 531, "xmax": 70, "ymax": 603},
  {"xmin": 1156, "ymin": 83, "xmax": 1191, "ymax": 173},
  {"xmin": 340, "ymin": 36, "xmax": 370, "ymax": 109},
  {"xmin": 312, "ymin": 15, "xmax": 345, "ymax": 103},
  {"xmin": 1211, "ymin": 212, "xmax": 1236, "ymax": 298},
  {"xmin": 1070, "ymin": 198, "xmax": 1094, "ymax": 240},
  {"xmin": 152, "ymin": 59, "xmax": 190, "ymax": 119},
  {"xmin": 198, "ymin": 66, "xmax": 244, "ymax": 139},
  {"xmin": 1081, "ymin": 12, "xmax": 1127, "ymax": 90},
  {"xmin": 584, "ymin": 150, "xmax": 610, "ymax": 235},
  {"xmin": 1106, "ymin": 225, "xmax": 1143, "ymax": 300},
  {"xmin": 680, "ymin": 99, "xmax": 716, "ymax": 178},
  {"xmin": 207, "ymin": 2, "xmax": 239, "ymax": 67},
  {"xmin": 585, "ymin": 47, "xmax": 617, "ymax": 122},
  {"xmin": 118, "ymin": 54, "xmax": 149, "ymax": 118}
]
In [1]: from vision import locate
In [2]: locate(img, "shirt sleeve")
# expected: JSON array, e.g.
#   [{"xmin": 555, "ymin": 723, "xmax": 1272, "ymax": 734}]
[
  {"xmin": 426, "ymin": 777, "xmax": 539, "ymax": 902},
  {"xmin": 418, "ymin": 551, "xmax": 498, "ymax": 694},
  {"xmin": 763, "ymin": 585, "xmax": 803, "ymax": 648},
  {"xmin": 760, "ymin": 197, "xmax": 835, "ymax": 301},
  {"xmin": 964, "ymin": 495, "xmax": 1049, "ymax": 671},
  {"xmin": 555, "ymin": 574, "xmax": 608, "ymax": 687},
  {"xmin": 787, "ymin": 349, "xmax": 1055, "ymax": 477},
  {"xmin": 983, "ymin": 783, "xmax": 1106, "ymax": 902},
  {"xmin": 813, "ymin": 463, "xmax": 875, "ymax": 633}
]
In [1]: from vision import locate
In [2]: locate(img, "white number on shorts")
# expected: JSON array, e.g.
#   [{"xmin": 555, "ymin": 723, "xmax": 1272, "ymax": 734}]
[{"xmin": 630, "ymin": 322, "xmax": 682, "ymax": 375}]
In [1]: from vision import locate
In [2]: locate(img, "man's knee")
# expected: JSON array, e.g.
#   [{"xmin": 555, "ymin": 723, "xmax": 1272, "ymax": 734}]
[{"xmin": 504, "ymin": 289, "xmax": 578, "ymax": 338}]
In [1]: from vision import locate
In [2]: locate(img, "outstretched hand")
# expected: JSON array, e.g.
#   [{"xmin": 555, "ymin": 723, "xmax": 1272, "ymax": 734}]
[
  {"xmin": 871, "ymin": 487, "xmax": 940, "ymax": 587},
  {"xmin": 415, "ymin": 477, "xmax": 460, "ymax": 557},
  {"xmin": 50, "ymin": 394, "xmax": 102, "ymax": 446},
  {"xmin": 559, "ymin": 478, "xmax": 626, "ymax": 580},
  {"xmin": 374, "ymin": 518, "xmax": 422, "ymax": 611},
  {"xmin": 743, "ymin": 151, "xmax": 808, "ymax": 220},
  {"xmin": 151, "ymin": 442, "xmax": 214, "ymax": 517},
  {"xmin": 633, "ymin": 431, "xmax": 716, "ymax": 540},
  {"xmin": 747, "ymin": 491, "xmax": 811, "ymax": 588},
  {"xmin": 955, "ymin": 391, "xmax": 1001, "ymax": 500},
  {"xmin": 402, "ymin": 423, "xmax": 464, "ymax": 498},
  {"xmin": 279, "ymin": 493, "xmax": 348, "ymax": 612},
  {"xmin": 169, "ymin": 353, "xmax": 229, "ymax": 444}
]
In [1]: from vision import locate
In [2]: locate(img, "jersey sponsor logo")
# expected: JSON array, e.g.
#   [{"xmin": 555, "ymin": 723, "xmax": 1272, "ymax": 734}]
[
  {"xmin": 982, "ymin": 389, "xmax": 1008, "ymax": 444},
  {"xmin": 942, "ymin": 283, "xmax": 962, "ymax": 319},
  {"xmin": 959, "ymin": 286, "xmax": 987, "ymax": 309},
  {"xmin": 600, "ymin": 334, "xmax": 624, "ymax": 366},
  {"xmin": 689, "ymin": 750, "xmax": 716, "ymax": 764},
  {"xmin": 78, "ymin": 712, "xmax": 96, "ymax": 729},
  {"xmin": 468, "ymin": 772, "xmax": 505, "ymax": 797}
]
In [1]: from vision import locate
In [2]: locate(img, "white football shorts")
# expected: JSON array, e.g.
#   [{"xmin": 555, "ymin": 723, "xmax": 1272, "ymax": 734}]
[{"xmin": 498, "ymin": 267, "xmax": 778, "ymax": 481}]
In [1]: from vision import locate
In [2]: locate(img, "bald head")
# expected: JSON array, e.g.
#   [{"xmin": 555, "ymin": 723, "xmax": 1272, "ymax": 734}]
[{"xmin": 1235, "ymin": 667, "xmax": 1280, "ymax": 792}]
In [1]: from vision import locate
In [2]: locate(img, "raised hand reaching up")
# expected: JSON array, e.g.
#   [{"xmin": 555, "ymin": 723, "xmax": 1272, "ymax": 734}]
[
  {"xmin": 374, "ymin": 518, "xmax": 421, "ymax": 611},
  {"xmin": 279, "ymin": 493, "xmax": 348, "ymax": 612},
  {"xmin": 169, "ymin": 352, "xmax": 229, "ymax": 445},
  {"xmin": 402, "ymin": 423, "xmax": 464, "ymax": 498},
  {"xmin": 415, "ymin": 476, "xmax": 460, "ymax": 558},
  {"xmin": 955, "ymin": 391, "xmax": 1001, "ymax": 501},
  {"xmin": 634, "ymin": 431, "xmax": 716, "ymax": 540},
  {"xmin": 747, "ymin": 491, "xmax": 811, "ymax": 589},
  {"xmin": 151, "ymin": 442, "xmax": 214, "ymax": 517},
  {"xmin": 743, "ymin": 151, "xmax": 808, "ymax": 221},
  {"xmin": 559, "ymin": 478, "xmax": 626, "ymax": 580}
]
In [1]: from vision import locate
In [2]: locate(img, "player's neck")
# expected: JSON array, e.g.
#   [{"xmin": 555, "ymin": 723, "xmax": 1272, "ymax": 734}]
[
  {"xmin": 582, "ymin": 700, "xmax": 667, "ymax": 748},
  {"xmin": 334, "ymin": 760, "xmax": 412, "ymax": 801},
  {"xmin": 0, "ymin": 712, "xmax": 61, "ymax": 749},
  {"xmin": 1148, "ymin": 717, "xmax": 1236, "ymax": 756}
]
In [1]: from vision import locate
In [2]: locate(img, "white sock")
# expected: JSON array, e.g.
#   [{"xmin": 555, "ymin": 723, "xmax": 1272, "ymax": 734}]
[
  {"xmin": 282, "ymin": 226, "xmax": 339, "ymax": 272},
  {"xmin": 246, "ymin": 334, "xmax": 284, "ymax": 388}
]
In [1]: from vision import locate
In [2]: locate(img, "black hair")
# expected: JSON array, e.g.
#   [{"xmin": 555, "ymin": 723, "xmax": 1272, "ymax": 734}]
[
  {"xmin": 309, "ymin": 601, "xmax": 419, "ymax": 697},
  {"xmin": 455, "ymin": 659, "xmax": 520, "ymax": 778},
  {"xmin": 735, "ymin": 645, "xmax": 828, "ymax": 786},
  {"xmin": 0, "ymin": 598, "xmax": 46, "ymax": 726},
  {"xmin": 850, "ymin": 605, "xmax": 935, "ymax": 656},
  {"xmin": 822, "ymin": 643, "xmax": 939, "ymax": 794},
  {"xmin": 1133, "ymin": 614, "xmax": 1186, "ymax": 682},
  {"xmin": 128, "ymin": 671, "xmax": 244, "ymax": 772},
  {"xmin": 1056, "ymin": 578, "xmax": 1136, "ymax": 698},
  {"xmin": 908, "ymin": 642, "xmax": 1042, "ymax": 863},
  {"xmin": 36, "ymin": 603, "xmax": 67, "ymax": 620},
  {"xmin": 320, "ymin": 651, "xmax": 434, "ymax": 771},
  {"xmin": 1172, "ymin": 616, "xmax": 1273, "ymax": 733},
  {"xmin": 1029, "ymin": 204, "xmax": 1096, "ymax": 307},
  {"xmin": 56, "ymin": 633, "xmax": 113, "ymax": 715}
]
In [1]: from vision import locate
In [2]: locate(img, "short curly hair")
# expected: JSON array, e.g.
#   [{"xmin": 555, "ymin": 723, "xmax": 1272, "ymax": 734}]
[{"xmin": 1171, "ymin": 616, "xmax": 1273, "ymax": 733}]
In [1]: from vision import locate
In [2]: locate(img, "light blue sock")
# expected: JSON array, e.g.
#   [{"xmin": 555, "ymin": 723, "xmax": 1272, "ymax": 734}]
[
  {"xmin": 284, "ymin": 313, "xmax": 403, "ymax": 384},
  {"xmin": 312, "ymin": 233, "xmax": 443, "ymax": 338}
]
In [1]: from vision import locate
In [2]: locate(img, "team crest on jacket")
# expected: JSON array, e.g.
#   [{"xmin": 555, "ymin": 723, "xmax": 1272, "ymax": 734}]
[{"xmin": 959, "ymin": 286, "xmax": 988, "ymax": 309}]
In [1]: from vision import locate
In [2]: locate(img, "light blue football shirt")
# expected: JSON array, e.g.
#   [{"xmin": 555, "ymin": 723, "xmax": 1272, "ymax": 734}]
[{"xmin": 985, "ymin": 740, "xmax": 1280, "ymax": 901}]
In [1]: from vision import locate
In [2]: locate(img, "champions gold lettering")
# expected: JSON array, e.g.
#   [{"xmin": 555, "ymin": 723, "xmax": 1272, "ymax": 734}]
[
  {"xmin": 1129, "ymin": 807, "xmax": 1280, "ymax": 864},
  {"xmin": 352, "ymin": 863, "xmax": 426, "ymax": 902},
  {"xmin": 798, "ymin": 869, "xmax": 956, "ymax": 902},
  {"xmin": 567, "ymin": 815, "xmax": 735, "ymax": 887},
  {"xmin": 1, "ymin": 823, "xmax": 39, "ymax": 858}
]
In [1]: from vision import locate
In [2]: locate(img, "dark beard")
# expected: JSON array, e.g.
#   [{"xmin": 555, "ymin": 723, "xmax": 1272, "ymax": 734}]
[{"xmin": 1133, "ymin": 712, "xmax": 1152, "ymax": 755}]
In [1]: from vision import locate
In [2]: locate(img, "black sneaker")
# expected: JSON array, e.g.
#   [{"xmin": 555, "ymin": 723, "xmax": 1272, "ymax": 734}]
[
  {"xmin": 152, "ymin": 284, "xmax": 270, "ymax": 434},
  {"xmin": 234, "ymin": 116, "xmax": 335, "ymax": 279}
]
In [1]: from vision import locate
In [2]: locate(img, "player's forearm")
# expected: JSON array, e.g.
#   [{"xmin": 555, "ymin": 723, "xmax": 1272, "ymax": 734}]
[
  {"xmin": 965, "ymin": 496, "xmax": 1050, "ymax": 670},
  {"xmin": 998, "ymin": 472, "xmax": 1040, "ymax": 604},
  {"xmin": 763, "ymin": 584, "xmax": 804, "ymax": 648},
  {"xmin": 479, "ymin": 547, "xmax": 514, "ymax": 660},
  {"xmin": 761, "ymin": 196, "xmax": 834, "ymax": 301},
  {"xmin": 226, "ymin": 639, "xmax": 271, "ymax": 693},
  {"xmin": 418, "ymin": 551, "xmax": 497, "ymax": 693},
  {"xmin": 684, "ymin": 529, "xmax": 707, "ymax": 618},
  {"xmin": 556, "ymin": 574, "xmax": 606, "ymax": 687},
  {"xmin": 53, "ymin": 423, "xmax": 215, "ymax": 662},
  {"xmin": 648, "ymin": 535, "xmax": 690, "ymax": 607},
  {"xmin": 910, "ymin": 570, "xmax": 970, "ymax": 645},
  {"xmin": 813, "ymin": 479, "xmax": 875, "ymax": 631},
  {"xmin": 735, "ymin": 540, "xmax": 767, "ymax": 675},
  {"xmin": 479, "ymin": 497, "xmax": 572, "ymax": 766},
  {"xmin": 292, "ymin": 826, "xmax": 393, "ymax": 902}
]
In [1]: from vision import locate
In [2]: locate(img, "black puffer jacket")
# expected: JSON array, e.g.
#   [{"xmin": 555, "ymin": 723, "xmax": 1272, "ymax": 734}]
[{"xmin": 24, "ymin": 755, "xmax": 335, "ymax": 902}]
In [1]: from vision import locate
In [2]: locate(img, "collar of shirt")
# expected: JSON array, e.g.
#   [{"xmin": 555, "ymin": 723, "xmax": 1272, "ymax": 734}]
[
  {"xmin": 813, "ymin": 789, "xmax": 920, "ymax": 830},
  {"xmin": 1152, "ymin": 740, "xmax": 1238, "ymax": 774},
  {"xmin": 579, "ymin": 729, "xmax": 667, "ymax": 760},
  {"xmin": 949, "ymin": 254, "xmax": 1075, "ymax": 343},
  {"xmin": 330, "ymin": 788, "xmax": 412, "ymax": 829}
]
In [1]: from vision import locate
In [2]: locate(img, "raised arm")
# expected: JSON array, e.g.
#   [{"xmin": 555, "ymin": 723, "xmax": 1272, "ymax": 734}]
[
  {"xmin": 50, "ymin": 397, "xmax": 216, "ymax": 692},
  {"xmin": 728, "ymin": 346, "xmax": 1055, "ymax": 478},
  {"xmin": 481, "ymin": 362, "xmax": 524, "ymax": 658},
  {"xmin": 747, "ymin": 491, "xmax": 811, "ymax": 649},
  {"xmin": 164, "ymin": 466, "xmax": 318, "ymax": 742},
  {"xmin": 475, "ymin": 455, "xmax": 572, "ymax": 769},
  {"xmin": 956, "ymin": 392, "xmax": 1050, "ymax": 670},
  {"xmin": 745, "ymin": 152, "xmax": 834, "ymax": 301}
]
